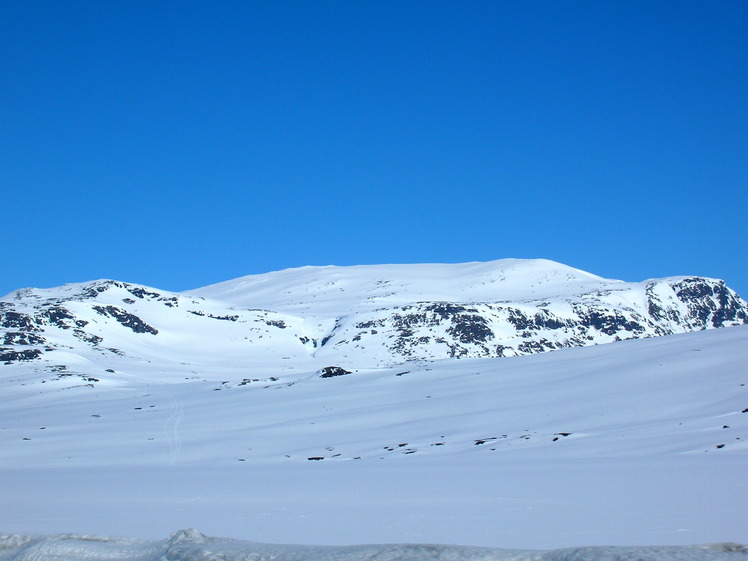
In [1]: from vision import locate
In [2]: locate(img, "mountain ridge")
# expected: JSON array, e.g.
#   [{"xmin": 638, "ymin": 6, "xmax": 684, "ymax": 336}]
[{"xmin": 1, "ymin": 259, "xmax": 746, "ymax": 369}]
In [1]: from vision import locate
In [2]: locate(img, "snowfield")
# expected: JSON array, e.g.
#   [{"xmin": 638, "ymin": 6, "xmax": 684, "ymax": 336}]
[
  {"xmin": 1, "ymin": 326, "xmax": 747, "ymax": 553},
  {"xmin": 0, "ymin": 260, "xmax": 746, "ymax": 558}
]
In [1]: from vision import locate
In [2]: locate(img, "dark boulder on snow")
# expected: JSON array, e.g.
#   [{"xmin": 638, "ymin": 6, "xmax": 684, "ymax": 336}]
[{"xmin": 319, "ymin": 366, "xmax": 352, "ymax": 378}]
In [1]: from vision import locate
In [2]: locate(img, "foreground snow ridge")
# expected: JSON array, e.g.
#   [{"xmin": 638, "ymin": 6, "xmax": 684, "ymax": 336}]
[{"xmin": 1, "ymin": 530, "xmax": 746, "ymax": 561}]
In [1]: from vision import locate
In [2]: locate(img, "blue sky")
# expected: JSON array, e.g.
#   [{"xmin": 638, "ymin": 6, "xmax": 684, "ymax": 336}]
[{"xmin": 2, "ymin": 1, "xmax": 747, "ymax": 297}]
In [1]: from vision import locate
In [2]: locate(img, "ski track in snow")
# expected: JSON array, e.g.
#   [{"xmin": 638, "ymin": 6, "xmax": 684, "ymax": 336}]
[{"xmin": 164, "ymin": 393, "xmax": 183, "ymax": 465}]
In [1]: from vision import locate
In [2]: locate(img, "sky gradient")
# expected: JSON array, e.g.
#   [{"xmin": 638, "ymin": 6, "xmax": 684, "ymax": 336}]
[{"xmin": 2, "ymin": 1, "xmax": 747, "ymax": 297}]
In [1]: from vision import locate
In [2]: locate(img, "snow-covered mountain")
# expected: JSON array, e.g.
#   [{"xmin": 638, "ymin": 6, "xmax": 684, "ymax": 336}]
[
  {"xmin": 2, "ymin": 260, "xmax": 748, "ymax": 552},
  {"xmin": 1, "ymin": 259, "xmax": 746, "ymax": 370}
]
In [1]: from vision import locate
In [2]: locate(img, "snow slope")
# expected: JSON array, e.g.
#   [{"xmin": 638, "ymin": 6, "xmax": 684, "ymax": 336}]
[
  {"xmin": 1, "ymin": 325, "xmax": 747, "ymax": 467},
  {"xmin": 187, "ymin": 259, "xmax": 610, "ymax": 315},
  {"xmin": 0, "ymin": 326, "xmax": 746, "ymax": 549}
]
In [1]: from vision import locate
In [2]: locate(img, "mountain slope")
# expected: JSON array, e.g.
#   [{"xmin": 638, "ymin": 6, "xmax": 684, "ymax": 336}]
[
  {"xmin": 187, "ymin": 259, "xmax": 609, "ymax": 315},
  {"xmin": 1, "ymin": 324, "xmax": 746, "ymax": 467}
]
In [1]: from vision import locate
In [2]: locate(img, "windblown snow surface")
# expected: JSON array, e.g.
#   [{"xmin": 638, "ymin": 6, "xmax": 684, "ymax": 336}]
[{"xmin": 1, "ymin": 260, "xmax": 747, "ymax": 559}]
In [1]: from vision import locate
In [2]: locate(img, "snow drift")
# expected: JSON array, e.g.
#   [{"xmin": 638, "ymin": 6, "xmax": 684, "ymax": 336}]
[{"xmin": 0, "ymin": 530, "xmax": 745, "ymax": 561}]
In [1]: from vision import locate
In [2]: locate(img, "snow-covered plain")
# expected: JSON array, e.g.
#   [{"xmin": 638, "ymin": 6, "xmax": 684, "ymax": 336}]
[
  {"xmin": 1, "ymin": 260, "xmax": 747, "ymax": 559},
  {"xmin": 1, "ymin": 326, "xmax": 747, "ymax": 556}
]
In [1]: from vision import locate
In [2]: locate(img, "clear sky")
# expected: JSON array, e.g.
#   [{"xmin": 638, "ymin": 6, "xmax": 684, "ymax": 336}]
[{"xmin": 2, "ymin": 1, "xmax": 747, "ymax": 298}]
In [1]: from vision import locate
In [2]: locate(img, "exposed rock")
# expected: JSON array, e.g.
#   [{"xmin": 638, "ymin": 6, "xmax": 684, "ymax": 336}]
[
  {"xmin": 92, "ymin": 306, "xmax": 158, "ymax": 335},
  {"xmin": 319, "ymin": 366, "xmax": 352, "ymax": 378}
]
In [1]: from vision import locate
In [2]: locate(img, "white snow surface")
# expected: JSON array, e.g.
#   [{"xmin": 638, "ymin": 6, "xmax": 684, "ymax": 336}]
[
  {"xmin": 1, "ymin": 326, "xmax": 747, "ymax": 551},
  {"xmin": 0, "ymin": 529, "xmax": 746, "ymax": 561},
  {"xmin": 187, "ymin": 259, "xmax": 611, "ymax": 316}
]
